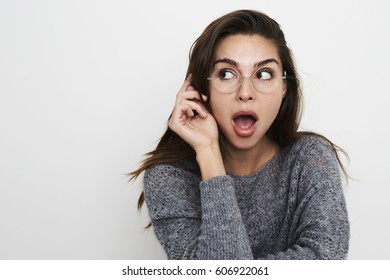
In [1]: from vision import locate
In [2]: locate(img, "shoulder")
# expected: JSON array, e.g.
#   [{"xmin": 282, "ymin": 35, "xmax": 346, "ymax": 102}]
[
  {"xmin": 280, "ymin": 134, "xmax": 342, "ymax": 189},
  {"xmin": 287, "ymin": 134, "xmax": 339, "ymax": 167}
]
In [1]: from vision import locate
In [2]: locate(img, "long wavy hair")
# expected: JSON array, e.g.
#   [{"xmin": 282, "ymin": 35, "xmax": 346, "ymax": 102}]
[{"xmin": 129, "ymin": 9, "xmax": 348, "ymax": 208}]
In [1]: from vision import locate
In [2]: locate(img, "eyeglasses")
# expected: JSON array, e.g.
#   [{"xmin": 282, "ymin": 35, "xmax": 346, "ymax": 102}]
[{"xmin": 207, "ymin": 68, "xmax": 286, "ymax": 94}]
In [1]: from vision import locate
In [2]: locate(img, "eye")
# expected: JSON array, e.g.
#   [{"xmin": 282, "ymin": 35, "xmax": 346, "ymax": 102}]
[
  {"xmin": 218, "ymin": 69, "xmax": 237, "ymax": 80},
  {"xmin": 255, "ymin": 70, "xmax": 272, "ymax": 80}
]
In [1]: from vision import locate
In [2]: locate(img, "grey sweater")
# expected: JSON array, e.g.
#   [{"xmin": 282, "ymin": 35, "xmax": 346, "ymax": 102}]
[{"xmin": 143, "ymin": 136, "xmax": 350, "ymax": 259}]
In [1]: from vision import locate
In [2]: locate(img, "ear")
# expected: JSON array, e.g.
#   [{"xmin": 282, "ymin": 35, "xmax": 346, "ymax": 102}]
[{"xmin": 282, "ymin": 81, "xmax": 287, "ymax": 98}]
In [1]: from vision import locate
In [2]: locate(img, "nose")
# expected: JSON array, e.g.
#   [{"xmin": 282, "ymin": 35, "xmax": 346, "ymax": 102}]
[{"xmin": 236, "ymin": 77, "xmax": 255, "ymax": 102}]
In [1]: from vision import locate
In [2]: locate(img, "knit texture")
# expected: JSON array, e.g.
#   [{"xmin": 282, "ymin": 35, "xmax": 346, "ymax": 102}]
[{"xmin": 143, "ymin": 136, "xmax": 350, "ymax": 259}]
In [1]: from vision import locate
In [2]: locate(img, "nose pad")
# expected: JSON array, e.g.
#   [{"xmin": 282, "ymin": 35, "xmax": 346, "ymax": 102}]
[{"xmin": 237, "ymin": 77, "xmax": 255, "ymax": 102}]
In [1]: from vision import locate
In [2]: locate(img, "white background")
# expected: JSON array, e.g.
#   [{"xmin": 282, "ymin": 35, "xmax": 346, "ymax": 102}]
[{"xmin": 0, "ymin": 0, "xmax": 389, "ymax": 260}]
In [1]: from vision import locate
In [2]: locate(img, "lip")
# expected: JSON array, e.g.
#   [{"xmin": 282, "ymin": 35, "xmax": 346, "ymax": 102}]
[{"xmin": 231, "ymin": 110, "xmax": 258, "ymax": 137}]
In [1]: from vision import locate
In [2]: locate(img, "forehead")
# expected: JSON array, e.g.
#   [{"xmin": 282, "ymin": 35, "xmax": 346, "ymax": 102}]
[{"xmin": 214, "ymin": 34, "xmax": 281, "ymax": 67}]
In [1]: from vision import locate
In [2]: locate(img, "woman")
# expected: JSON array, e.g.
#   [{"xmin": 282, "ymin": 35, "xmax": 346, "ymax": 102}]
[{"xmin": 130, "ymin": 9, "xmax": 349, "ymax": 259}]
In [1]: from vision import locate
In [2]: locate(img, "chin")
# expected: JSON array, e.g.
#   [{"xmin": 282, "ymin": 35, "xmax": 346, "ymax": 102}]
[{"xmin": 224, "ymin": 133, "xmax": 266, "ymax": 151}]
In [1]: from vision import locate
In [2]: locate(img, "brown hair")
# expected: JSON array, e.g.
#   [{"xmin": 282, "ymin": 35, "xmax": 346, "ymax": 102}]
[{"xmin": 129, "ymin": 9, "xmax": 348, "ymax": 208}]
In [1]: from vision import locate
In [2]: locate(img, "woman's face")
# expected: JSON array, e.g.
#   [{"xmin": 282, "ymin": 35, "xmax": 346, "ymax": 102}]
[{"xmin": 209, "ymin": 34, "xmax": 286, "ymax": 151}]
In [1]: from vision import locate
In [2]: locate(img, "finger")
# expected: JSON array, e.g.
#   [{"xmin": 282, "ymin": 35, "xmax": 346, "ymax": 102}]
[
  {"xmin": 182, "ymin": 106, "xmax": 195, "ymax": 118},
  {"xmin": 180, "ymin": 100, "xmax": 208, "ymax": 118},
  {"xmin": 170, "ymin": 103, "xmax": 193, "ymax": 129},
  {"xmin": 178, "ymin": 90, "xmax": 203, "ymax": 102},
  {"xmin": 201, "ymin": 94, "xmax": 208, "ymax": 102},
  {"xmin": 172, "ymin": 100, "xmax": 207, "ymax": 123},
  {"xmin": 186, "ymin": 85, "xmax": 195, "ymax": 91}
]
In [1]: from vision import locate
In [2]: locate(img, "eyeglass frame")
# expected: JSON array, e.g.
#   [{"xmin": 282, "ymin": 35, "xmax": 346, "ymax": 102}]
[{"xmin": 206, "ymin": 68, "xmax": 287, "ymax": 94}]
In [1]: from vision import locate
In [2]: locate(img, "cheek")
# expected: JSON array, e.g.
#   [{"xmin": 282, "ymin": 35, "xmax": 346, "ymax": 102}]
[
  {"xmin": 209, "ymin": 102, "xmax": 225, "ymax": 125},
  {"xmin": 262, "ymin": 96, "xmax": 284, "ymax": 121},
  {"xmin": 209, "ymin": 95, "xmax": 227, "ymax": 122}
]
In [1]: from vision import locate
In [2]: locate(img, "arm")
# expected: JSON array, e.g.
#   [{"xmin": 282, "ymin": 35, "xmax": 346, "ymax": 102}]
[
  {"xmin": 263, "ymin": 182, "xmax": 349, "ymax": 259},
  {"xmin": 261, "ymin": 138, "xmax": 350, "ymax": 259},
  {"xmin": 144, "ymin": 165, "xmax": 253, "ymax": 259}
]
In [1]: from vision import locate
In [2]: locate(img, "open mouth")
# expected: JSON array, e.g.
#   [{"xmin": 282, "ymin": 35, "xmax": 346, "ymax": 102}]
[
  {"xmin": 232, "ymin": 111, "xmax": 258, "ymax": 137},
  {"xmin": 233, "ymin": 115, "xmax": 257, "ymax": 128}
]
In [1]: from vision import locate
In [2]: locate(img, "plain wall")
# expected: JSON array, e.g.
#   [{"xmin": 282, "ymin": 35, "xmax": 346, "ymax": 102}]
[{"xmin": 0, "ymin": 0, "xmax": 389, "ymax": 259}]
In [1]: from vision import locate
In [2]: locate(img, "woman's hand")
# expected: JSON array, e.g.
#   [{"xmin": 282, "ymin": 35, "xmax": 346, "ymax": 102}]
[
  {"xmin": 168, "ymin": 75, "xmax": 219, "ymax": 153},
  {"xmin": 169, "ymin": 75, "xmax": 226, "ymax": 180}
]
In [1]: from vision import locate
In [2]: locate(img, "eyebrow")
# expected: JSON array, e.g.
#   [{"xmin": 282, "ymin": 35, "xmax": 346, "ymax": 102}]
[{"xmin": 213, "ymin": 58, "xmax": 280, "ymax": 68}]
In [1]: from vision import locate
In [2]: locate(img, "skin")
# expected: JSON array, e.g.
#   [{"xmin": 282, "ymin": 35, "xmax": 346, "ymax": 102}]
[{"xmin": 169, "ymin": 34, "xmax": 286, "ymax": 179}]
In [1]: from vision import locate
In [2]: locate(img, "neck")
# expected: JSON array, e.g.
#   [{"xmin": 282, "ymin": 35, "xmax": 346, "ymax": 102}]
[{"xmin": 223, "ymin": 136, "xmax": 279, "ymax": 176}]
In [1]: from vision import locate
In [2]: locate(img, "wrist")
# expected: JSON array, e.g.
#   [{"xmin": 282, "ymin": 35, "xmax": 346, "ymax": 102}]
[{"xmin": 196, "ymin": 143, "xmax": 226, "ymax": 180}]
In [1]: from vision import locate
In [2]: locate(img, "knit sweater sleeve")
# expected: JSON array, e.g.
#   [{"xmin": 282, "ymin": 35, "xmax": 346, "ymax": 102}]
[
  {"xmin": 143, "ymin": 164, "xmax": 252, "ymax": 259},
  {"xmin": 143, "ymin": 138, "xmax": 349, "ymax": 260},
  {"xmin": 263, "ymin": 138, "xmax": 350, "ymax": 260}
]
